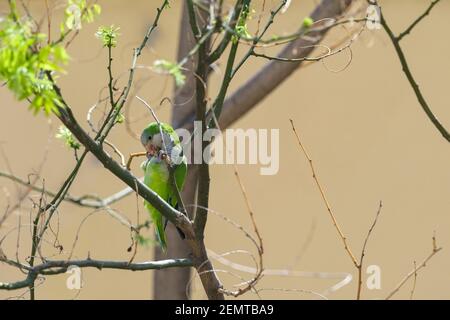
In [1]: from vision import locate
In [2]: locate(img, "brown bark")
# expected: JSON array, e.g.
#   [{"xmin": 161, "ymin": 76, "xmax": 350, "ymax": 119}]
[{"xmin": 153, "ymin": 1, "xmax": 203, "ymax": 300}]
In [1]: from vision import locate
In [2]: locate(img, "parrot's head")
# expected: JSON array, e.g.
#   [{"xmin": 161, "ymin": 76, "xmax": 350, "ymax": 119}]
[{"xmin": 140, "ymin": 122, "xmax": 164, "ymax": 157}]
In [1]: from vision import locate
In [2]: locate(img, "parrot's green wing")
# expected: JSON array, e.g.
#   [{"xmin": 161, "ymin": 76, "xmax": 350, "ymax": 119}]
[
  {"xmin": 169, "ymin": 156, "xmax": 187, "ymax": 207},
  {"xmin": 143, "ymin": 158, "xmax": 170, "ymax": 252},
  {"xmin": 162, "ymin": 125, "xmax": 186, "ymax": 208}
]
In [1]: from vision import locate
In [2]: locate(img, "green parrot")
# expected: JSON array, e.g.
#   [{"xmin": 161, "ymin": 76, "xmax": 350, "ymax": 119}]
[{"xmin": 140, "ymin": 122, "xmax": 187, "ymax": 252}]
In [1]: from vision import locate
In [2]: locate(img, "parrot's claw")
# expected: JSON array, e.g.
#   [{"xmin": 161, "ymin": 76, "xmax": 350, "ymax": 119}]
[{"xmin": 158, "ymin": 150, "xmax": 172, "ymax": 165}]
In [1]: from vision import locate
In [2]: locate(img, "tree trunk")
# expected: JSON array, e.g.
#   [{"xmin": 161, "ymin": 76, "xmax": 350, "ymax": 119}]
[{"xmin": 153, "ymin": 1, "xmax": 203, "ymax": 300}]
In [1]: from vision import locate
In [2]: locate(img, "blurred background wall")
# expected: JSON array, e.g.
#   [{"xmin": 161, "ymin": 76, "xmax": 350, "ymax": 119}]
[{"xmin": 0, "ymin": 0, "xmax": 449, "ymax": 299}]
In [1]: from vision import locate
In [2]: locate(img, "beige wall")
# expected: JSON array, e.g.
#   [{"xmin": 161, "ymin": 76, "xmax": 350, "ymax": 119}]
[{"xmin": 1, "ymin": 0, "xmax": 449, "ymax": 299}]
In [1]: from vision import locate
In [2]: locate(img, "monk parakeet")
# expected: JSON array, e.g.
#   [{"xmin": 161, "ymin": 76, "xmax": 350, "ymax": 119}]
[{"xmin": 140, "ymin": 122, "xmax": 187, "ymax": 251}]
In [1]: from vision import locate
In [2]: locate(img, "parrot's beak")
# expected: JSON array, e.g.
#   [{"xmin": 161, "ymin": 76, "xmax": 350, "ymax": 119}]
[{"xmin": 145, "ymin": 143, "xmax": 158, "ymax": 158}]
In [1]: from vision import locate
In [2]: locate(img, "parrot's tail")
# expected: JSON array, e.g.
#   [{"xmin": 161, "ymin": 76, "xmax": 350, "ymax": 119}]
[
  {"xmin": 155, "ymin": 218, "xmax": 167, "ymax": 252},
  {"xmin": 146, "ymin": 202, "xmax": 168, "ymax": 252},
  {"xmin": 163, "ymin": 217, "xmax": 185, "ymax": 239}
]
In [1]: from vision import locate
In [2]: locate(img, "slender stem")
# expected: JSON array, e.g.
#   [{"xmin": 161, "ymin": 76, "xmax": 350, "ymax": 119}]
[
  {"xmin": 397, "ymin": 0, "xmax": 442, "ymax": 42},
  {"xmin": 107, "ymin": 45, "xmax": 116, "ymax": 109},
  {"xmin": 386, "ymin": 246, "xmax": 442, "ymax": 300},
  {"xmin": 207, "ymin": 0, "xmax": 248, "ymax": 128},
  {"xmin": 290, "ymin": 119, "xmax": 359, "ymax": 268},
  {"xmin": 178, "ymin": 28, "xmax": 215, "ymax": 68},
  {"xmin": 380, "ymin": 9, "xmax": 450, "ymax": 143},
  {"xmin": 231, "ymin": 0, "xmax": 287, "ymax": 78},
  {"xmin": 187, "ymin": 0, "xmax": 201, "ymax": 38},
  {"xmin": 208, "ymin": 0, "xmax": 244, "ymax": 63},
  {"xmin": 94, "ymin": 44, "xmax": 118, "ymax": 137},
  {"xmin": 193, "ymin": 32, "xmax": 210, "ymax": 240},
  {"xmin": 356, "ymin": 201, "xmax": 382, "ymax": 300},
  {"xmin": 37, "ymin": 151, "xmax": 89, "ymax": 241},
  {"xmin": 0, "ymin": 170, "xmax": 142, "ymax": 208},
  {"xmin": 97, "ymin": 0, "xmax": 170, "ymax": 143},
  {"xmin": 27, "ymin": 149, "xmax": 88, "ymax": 299},
  {"xmin": 8, "ymin": 0, "xmax": 18, "ymax": 22}
]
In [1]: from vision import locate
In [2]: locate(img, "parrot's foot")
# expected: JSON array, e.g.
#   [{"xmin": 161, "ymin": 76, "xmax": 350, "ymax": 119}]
[{"xmin": 158, "ymin": 150, "xmax": 172, "ymax": 166}]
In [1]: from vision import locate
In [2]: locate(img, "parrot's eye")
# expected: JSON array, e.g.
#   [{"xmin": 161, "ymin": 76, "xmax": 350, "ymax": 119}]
[{"xmin": 148, "ymin": 135, "xmax": 152, "ymax": 140}]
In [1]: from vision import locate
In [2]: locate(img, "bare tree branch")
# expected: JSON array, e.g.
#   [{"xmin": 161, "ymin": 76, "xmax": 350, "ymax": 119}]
[
  {"xmin": 385, "ymin": 237, "xmax": 442, "ymax": 300},
  {"xmin": 357, "ymin": 201, "xmax": 383, "ymax": 300},
  {"xmin": 0, "ymin": 258, "xmax": 192, "ymax": 291},
  {"xmin": 175, "ymin": 0, "xmax": 354, "ymax": 130},
  {"xmin": 373, "ymin": 0, "xmax": 449, "ymax": 142},
  {"xmin": 396, "ymin": 0, "xmax": 442, "ymax": 42},
  {"xmin": 40, "ymin": 258, "xmax": 191, "ymax": 273},
  {"xmin": 290, "ymin": 119, "xmax": 358, "ymax": 268}
]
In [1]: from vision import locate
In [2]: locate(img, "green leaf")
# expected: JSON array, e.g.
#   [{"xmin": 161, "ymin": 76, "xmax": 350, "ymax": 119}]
[
  {"xmin": 56, "ymin": 126, "xmax": 81, "ymax": 150},
  {"xmin": 93, "ymin": 4, "xmax": 102, "ymax": 15},
  {"xmin": 153, "ymin": 59, "xmax": 186, "ymax": 87},
  {"xmin": 0, "ymin": 14, "xmax": 69, "ymax": 116},
  {"xmin": 115, "ymin": 113, "xmax": 125, "ymax": 124},
  {"xmin": 95, "ymin": 25, "xmax": 120, "ymax": 48}
]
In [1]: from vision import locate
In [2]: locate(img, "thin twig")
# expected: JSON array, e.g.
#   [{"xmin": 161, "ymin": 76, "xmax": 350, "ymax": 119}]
[
  {"xmin": 251, "ymin": 24, "xmax": 364, "ymax": 66},
  {"xmin": 290, "ymin": 119, "xmax": 358, "ymax": 268},
  {"xmin": 97, "ymin": 0, "xmax": 170, "ymax": 143},
  {"xmin": 385, "ymin": 237, "xmax": 442, "ymax": 300},
  {"xmin": 409, "ymin": 261, "xmax": 418, "ymax": 300},
  {"xmin": 219, "ymin": 165, "xmax": 264, "ymax": 297},
  {"xmin": 357, "ymin": 201, "xmax": 383, "ymax": 299},
  {"xmin": 397, "ymin": 0, "xmax": 442, "ymax": 42},
  {"xmin": 378, "ymin": 1, "xmax": 450, "ymax": 143}
]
